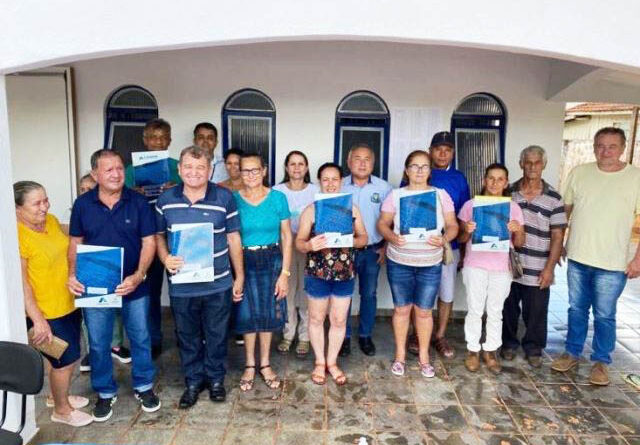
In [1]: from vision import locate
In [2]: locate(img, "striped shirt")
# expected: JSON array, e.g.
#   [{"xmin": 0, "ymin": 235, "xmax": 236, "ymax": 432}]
[
  {"xmin": 155, "ymin": 183, "xmax": 240, "ymax": 297},
  {"xmin": 511, "ymin": 179, "xmax": 567, "ymax": 287}
]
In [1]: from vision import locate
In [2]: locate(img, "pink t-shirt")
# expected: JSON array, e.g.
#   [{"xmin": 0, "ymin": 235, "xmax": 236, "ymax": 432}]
[
  {"xmin": 381, "ymin": 187, "xmax": 455, "ymax": 266},
  {"xmin": 457, "ymin": 199, "xmax": 525, "ymax": 272}
]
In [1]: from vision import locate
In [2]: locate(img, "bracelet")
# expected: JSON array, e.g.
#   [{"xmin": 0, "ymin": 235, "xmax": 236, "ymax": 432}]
[{"xmin": 281, "ymin": 269, "xmax": 291, "ymax": 277}]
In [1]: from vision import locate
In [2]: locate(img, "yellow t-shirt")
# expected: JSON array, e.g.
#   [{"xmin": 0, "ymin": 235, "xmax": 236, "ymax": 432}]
[
  {"xmin": 18, "ymin": 213, "xmax": 75, "ymax": 319},
  {"xmin": 564, "ymin": 162, "xmax": 640, "ymax": 271}
]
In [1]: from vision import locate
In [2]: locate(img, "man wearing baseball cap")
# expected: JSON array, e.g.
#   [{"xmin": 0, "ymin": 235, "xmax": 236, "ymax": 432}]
[{"xmin": 409, "ymin": 131, "xmax": 470, "ymax": 358}]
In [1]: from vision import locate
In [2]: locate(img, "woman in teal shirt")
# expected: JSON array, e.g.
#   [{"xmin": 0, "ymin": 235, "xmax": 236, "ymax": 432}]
[{"xmin": 233, "ymin": 153, "xmax": 292, "ymax": 392}]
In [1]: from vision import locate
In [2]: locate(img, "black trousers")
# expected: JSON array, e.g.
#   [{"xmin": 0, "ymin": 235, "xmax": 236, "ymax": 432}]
[{"xmin": 501, "ymin": 282, "xmax": 550, "ymax": 357}]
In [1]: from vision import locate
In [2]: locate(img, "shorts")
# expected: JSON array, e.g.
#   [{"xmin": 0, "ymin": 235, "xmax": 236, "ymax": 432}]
[
  {"xmin": 26, "ymin": 309, "xmax": 82, "ymax": 369},
  {"xmin": 386, "ymin": 258, "xmax": 442, "ymax": 310},
  {"xmin": 304, "ymin": 276, "xmax": 354, "ymax": 299}
]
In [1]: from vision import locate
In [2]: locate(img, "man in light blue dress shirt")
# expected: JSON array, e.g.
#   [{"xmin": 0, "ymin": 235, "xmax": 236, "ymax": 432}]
[
  {"xmin": 192, "ymin": 122, "xmax": 228, "ymax": 183},
  {"xmin": 341, "ymin": 143, "xmax": 392, "ymax": 356}
]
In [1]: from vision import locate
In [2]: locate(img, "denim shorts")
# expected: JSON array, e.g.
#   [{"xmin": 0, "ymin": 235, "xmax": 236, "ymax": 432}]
[
  {"xmin": 234, "ymin": 247, "xmax": 287, "ymax": 334},
  {"xmin": 386, "ymin": 259, "xmax": 442, "ymax": 310},
  {"xmin": 304, "ymin": 276, "xmax": 354, "ymax": 299},
  {"xmin": 27, "ymin": 309, "xmax": 81, "ymax": 369}
]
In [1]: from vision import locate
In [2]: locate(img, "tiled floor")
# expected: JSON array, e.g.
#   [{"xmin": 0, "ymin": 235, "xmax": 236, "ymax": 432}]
[{"xmin": 29, "ymin": 267, "xmax": 640, "ymax": 444}]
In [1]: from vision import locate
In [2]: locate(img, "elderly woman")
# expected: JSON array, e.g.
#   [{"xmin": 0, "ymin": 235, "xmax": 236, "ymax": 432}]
[
  {"xmin": 296, "ymin": 163, "xmax": 368, "ymax": 385},
  {"xmin": 377, "ymin": 150, "xmax": 459, "ymax": 378},
  {"xmin": 15, "ymin": 181, "xmax": 93, "ymax": 427},
  {"xmin": 233, "ymin": 153, "xmax": 292, "ymax": 391}
]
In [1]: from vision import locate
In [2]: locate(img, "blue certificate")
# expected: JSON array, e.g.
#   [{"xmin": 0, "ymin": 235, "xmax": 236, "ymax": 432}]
[
  {"xmin": 472, "ymin": 196, "xmax": 511, "ymax": 252},
  {"xmin": 75, "ymin": 245, "xmax": 123, "ymax": 308},
  {"xmin": 169, "ymin": 223, "xmax": 214, "ymax": 283},
  {"xmin": 314, "ymin": 193, "xmax": 353, "ymax": 248},
  {"xmin": 131, "ymin": 150, "xmax": 170, "ymax": 188},
  {"xmin": 399, "ymin": 190, "xmax": 437, "ymax": 242}
]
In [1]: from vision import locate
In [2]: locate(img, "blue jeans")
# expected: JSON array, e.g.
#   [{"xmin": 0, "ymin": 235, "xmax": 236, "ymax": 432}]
[
  {"xmin": 565, "ymin": 260, "xmax": 627, "ymax": 364},
  {"xmin": 171, "ymin": 290, "xmax": 232, "ymax": 388},
  {"xmin": 346, "ymin": 247, "xmax": 381, "ymax": 339},
  {"xmin": 84, "ymin": 296, "xmax": 156, "ymax": 398}
]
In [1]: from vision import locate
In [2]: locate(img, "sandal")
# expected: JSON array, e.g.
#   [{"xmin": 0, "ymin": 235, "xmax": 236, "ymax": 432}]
[
  {"xmin": 391, "ymin": 360, "xmax": 405, "ymax": 376},
  {"xmin": 311, "ymin": 362, "xmax": 326, "ymax": 385},
  {"xmin": 433, "ymin": 336, "xmax": 455, "ymax": 359},
  {"xmin": 326, "ymin": 364, "xmax": 347, "ymax": 386},
  {"xmin": 259, "ymin": 365, "xmax": 281, "ymax": 390},
  {"xmin": 239, "ymin": 365, "xmax": 255, "ymax": 392},
  {"xmin": 277, "ymin": 339, "xmax": 292, "ymax": 354},
  {"xmin": 295, "ymin": 340, "xmax": 310, "ymax": 356}
]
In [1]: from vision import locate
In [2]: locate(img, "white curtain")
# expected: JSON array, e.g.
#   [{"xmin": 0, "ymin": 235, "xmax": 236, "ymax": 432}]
[{"xmin": 389, "ymin": 107, "xmax": 444, "ymax": 186}]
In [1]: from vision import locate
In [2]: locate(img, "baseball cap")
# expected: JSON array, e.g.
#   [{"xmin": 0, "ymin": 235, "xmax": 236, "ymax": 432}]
[{"xmin": 430, "ymin": 131, "xmax": 454, "ymax": 148}]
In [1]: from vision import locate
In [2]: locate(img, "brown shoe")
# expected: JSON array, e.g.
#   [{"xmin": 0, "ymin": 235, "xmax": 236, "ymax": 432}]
[
  {"xmin": 590, "ymin": 362, "xmax": 610, "ymax": 386},
  {"xmin": 464, "ymin": 351, "xmax": 480, "ymax": 372},
  {"xmin": 551, "ymin": 353, "xmax": 579, "ymax": 372},
  {"xmin": 482, "ymin": 350, "xmax": 502, "ymax": 374},
  {"xmin": 527, "ymin": 356, "xmax": 543, "ymax": 368},
  {"xmin": 434, "ymin": 336, "xmax": 455, "ymax": 359},
  {"xmin": 408, "ymin": 334, "xmax": 419, "ymax": 356}
]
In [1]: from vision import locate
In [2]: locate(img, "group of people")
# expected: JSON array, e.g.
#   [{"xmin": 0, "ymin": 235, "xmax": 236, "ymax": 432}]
[{"xmin": 16, "ymin": 119, "xmax": 640, "ymax": 428}]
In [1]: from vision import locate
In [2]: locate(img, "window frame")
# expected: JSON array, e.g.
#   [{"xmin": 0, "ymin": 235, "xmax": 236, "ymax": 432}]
[
  {"xmin": 103, "ymin": 85, "xmax": 158, "ymax": 150},
  {"xmin": 334, "ymin": 90, "xmax": 390, "ymax": 180},
  {"xmin": 222, "ymin": 88, "xmax": 277, "ymax": 184}
]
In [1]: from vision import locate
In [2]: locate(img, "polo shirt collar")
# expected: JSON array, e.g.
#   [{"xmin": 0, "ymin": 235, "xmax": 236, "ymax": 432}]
[
  {"xmin": 176, "ymin": 182, "xmax": 217, "ymax": 203},
  {"xmin": 512, "ymin": 178, "xmax": 550, "ymax": 194},
  {"xmin": 349, "ymin": 175, "xmax": 373, "ymax": 185},
  {"xmin": 91, "ymin": 185, "xmax": 131, "ymax": 202}
]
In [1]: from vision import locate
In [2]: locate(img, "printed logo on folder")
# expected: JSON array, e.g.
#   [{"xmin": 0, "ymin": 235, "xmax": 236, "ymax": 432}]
[
  {"xmin": 75, "ymin": 244, "xmax": 123, "ymax": 308},
  {"xmin": 314, "ymin": 193, "xmax": 353, "ymax": 248},
  {"xmin": 471, "ymin": 196, "xmax": 511, "ymax": 252},
  {"xmin": 131, "ymin": 150, "xmax": 170, "ymax": 197}
]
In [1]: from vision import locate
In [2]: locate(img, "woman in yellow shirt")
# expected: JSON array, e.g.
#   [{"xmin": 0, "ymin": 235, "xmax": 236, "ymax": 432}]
[{"xmin": 15, "ymin": 181, "xmax": 92, "ymax": 427}]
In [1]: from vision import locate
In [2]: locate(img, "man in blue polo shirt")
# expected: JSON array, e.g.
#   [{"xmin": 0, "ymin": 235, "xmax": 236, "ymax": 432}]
[
  {"xmin": 68, "ymin": 149, "xmax": 159, "ymax": 422},
  {"xmin": 341, "ymin": 143, "xmax": 392, "ymax": 356},
  {"xmin": 155, "ymin": 145, "xmax": 244, "ymax": 408}
]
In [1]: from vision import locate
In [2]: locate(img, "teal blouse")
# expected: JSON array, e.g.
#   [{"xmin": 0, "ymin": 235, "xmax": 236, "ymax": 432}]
[{"xmin": 233, "ymin": 189, "xmax": 291, "ymax": 247}]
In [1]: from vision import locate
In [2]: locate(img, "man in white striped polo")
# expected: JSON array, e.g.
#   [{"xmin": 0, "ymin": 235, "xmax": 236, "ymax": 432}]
[{"xmin": 501, "ymin": 145, "xmax": 567, "ymax": 368}]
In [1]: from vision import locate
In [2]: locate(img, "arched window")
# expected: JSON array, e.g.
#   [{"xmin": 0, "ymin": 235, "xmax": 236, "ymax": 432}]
[
  {"xmin": 222, "ymin": 88, "xmax": 276, "ymax": 184},
  {"xmin": 451, "ymin": 93, "xmax": 506, "ymax": 196},
  {"xmin": 335, "ymin": 91, "xmax": 390, "ymax": 179},
  {"xmin": 104, "ymin": 85, "xmax": 158, "ymax": 165}
]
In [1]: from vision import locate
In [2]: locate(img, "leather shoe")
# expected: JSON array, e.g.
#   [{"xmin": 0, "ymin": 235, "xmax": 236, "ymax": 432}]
[
  {"xmin": 339, "ymin": 339, "xmax": 351, "ymax": 357},
  {"xmin": 359, "ymin": 337, "xmax": 376, "ymax": 356},
  {"xmin": 500, "ymin": 348, "xmax": 516, "ymax": 361},
  {"xmin": 209, "ymin": 382, "xmax": 226, "ymax": 402},
  {"xmin": 179, "ymin": 385, "xmax": 203, "ymax": 409}
]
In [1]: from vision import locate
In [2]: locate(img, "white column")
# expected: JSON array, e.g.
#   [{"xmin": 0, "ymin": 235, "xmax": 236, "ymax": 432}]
[{"xmin": 0, "ymin": 75, "xmax": 37, "ymax": 442}]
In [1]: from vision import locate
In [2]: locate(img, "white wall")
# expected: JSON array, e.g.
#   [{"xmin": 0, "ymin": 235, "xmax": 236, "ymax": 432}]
[{"xmin": 71, "ymin": 41, "xmax": 565, "ymax": 309}]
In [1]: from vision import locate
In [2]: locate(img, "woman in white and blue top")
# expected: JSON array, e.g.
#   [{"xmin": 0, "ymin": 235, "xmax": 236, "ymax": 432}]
[
  {"xmin": 273, "ymin": 150, "xmax": 319, "ymax": 356},
  {"xmin": 377, "ymin": 150, "xmax": 458, "ymax": 378}
]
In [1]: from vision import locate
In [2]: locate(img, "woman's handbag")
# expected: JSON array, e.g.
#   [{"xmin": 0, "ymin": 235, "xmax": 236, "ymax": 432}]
[{"xmin": 509, "ymin": 248, "xmax": 524, "ymax": 279}]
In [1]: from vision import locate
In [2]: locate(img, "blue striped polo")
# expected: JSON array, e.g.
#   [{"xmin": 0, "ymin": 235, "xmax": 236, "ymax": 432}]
[{"xmin": 155, "ymin": 183, "xmax": 240, "ymax": 297}]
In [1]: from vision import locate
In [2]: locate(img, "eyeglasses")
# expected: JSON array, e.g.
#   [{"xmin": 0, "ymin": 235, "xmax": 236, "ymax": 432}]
[
  {"xmin": 240, "ymin": 168, "xmax": 263, "ymax": 176},
  {"xmin": 407, "ymin": 164, "xmax": 430, "ymax": 173}
]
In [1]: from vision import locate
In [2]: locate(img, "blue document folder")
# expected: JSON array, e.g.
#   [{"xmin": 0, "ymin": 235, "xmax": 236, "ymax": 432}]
[
  {"xmin": 75, "ymin": 245, "xmax": 123, "ymax": 308},
  {"xmin": 399, "ymin": 190, "xmax": 437, "ymax": 241},
  {"xmin": 314, "ymin": 193, "xmax": 353, "ymax": 248},
  {"xmin": 169, "ymin": 223, "xmax": 214, "ymax": 283},
  {"xmin": 131, "ymin": 151, "xmax": 170, "ymax": 187},
  {"xmin": 472, "ymin": 196, "xmax": 511, "ymax": 252}
]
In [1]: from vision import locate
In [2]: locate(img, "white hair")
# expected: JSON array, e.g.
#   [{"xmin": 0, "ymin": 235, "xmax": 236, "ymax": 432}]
[{"xmin": 519, "ymin": 145, "xmax": 547, "ymax": 166}]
